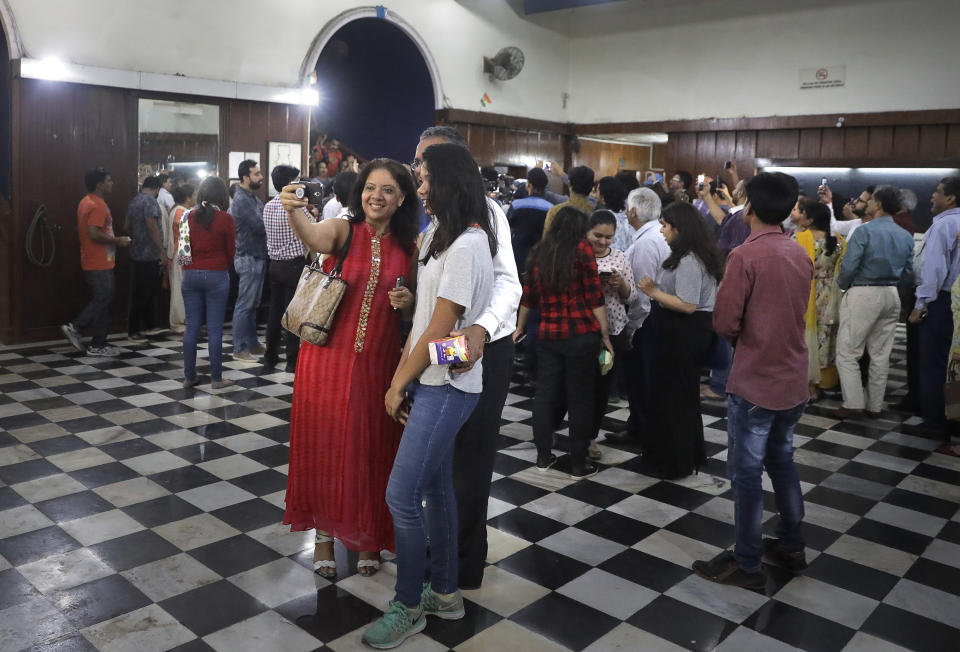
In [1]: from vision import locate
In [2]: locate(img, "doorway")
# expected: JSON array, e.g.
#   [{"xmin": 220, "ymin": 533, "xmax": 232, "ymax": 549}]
[{"xmin": 309, "ymin": 17, "xmax": 435, "ymax": 164}]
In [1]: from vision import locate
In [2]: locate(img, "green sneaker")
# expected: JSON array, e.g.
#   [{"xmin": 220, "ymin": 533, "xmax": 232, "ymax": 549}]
[
  {"xmin": 361, "ymin": 600, "xmax": 425, "ymax": 649},
  {"xmin": 420, "ymin": 582, "xmax": 465, "ymax": 620}
]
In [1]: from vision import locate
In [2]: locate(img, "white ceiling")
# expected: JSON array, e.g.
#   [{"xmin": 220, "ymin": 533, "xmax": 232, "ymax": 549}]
[{"xmin": 504, "ymin": 0, "xmax": 884, "ymax": 36}]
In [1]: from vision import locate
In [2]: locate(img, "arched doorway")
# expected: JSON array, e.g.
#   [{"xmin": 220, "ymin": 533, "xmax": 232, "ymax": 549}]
[{"xmin": 303, "ymin": 10, "xmax": 438, "ymax": 164}]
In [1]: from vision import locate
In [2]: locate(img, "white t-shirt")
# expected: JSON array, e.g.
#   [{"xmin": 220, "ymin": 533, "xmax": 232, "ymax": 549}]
[{"xmin": 410, "ymin": 226, "xmax": 494, "ymax": 393}]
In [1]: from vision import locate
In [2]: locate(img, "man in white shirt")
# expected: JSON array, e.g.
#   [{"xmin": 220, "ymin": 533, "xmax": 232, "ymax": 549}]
[
  {"xmin": 321, "ymin": 171, "xmax": 356, "ymax": 221},
  {"xmin": 606, "ymin": 187, "xmax": 670, "ymax": 445},
  {"xmin": 818, "ymin": 184, "xmax": 872, "ymax": 240},
  {"xmin": 412, "ymin": 126, "xmax": 522, "ymax": 590}
]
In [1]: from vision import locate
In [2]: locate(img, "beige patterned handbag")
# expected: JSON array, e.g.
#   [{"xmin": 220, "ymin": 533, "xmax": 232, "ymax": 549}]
[{"xmin": 281, "ymin": 223, "xmax": 354, "ymax": 346}]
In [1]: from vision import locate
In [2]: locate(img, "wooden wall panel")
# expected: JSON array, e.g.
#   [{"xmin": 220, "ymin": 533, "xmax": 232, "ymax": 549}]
[
  {"xmin": 2, "ymin": 80, "xmax": 309, "ymax": 343},
  {"xmin": 893, "ymin": 126, "xmax": 920, "ymax": 158},
  {"xmin": 868, "ymin": 126, "xmax": 894, "ymax": 159},
  {"xmin": 439, "ymin": 121, "xmax": 565, "ymax": 172},
  {"xmin": 798, "ymin": 129, "xmax": 822, "ymax": 160},
  {"xmin": 662, "ymin": 115, "xmax": 960, "ymax": 190},
  {"xmin": 919, "ymin": 125, "xmax": 947, "ymax": 159},
  {"xmin": 843, "ymin": 127, "xmax": 869, "ymax": 159},
  {"xmin": 820, "ymin": 129, "xmax": 844, "ymax": 159}
]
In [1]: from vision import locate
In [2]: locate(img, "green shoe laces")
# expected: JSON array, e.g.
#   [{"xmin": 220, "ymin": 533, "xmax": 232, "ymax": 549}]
[{"xmin": 382, "ymin": 600, "xmax": 416, "ymax": 633}]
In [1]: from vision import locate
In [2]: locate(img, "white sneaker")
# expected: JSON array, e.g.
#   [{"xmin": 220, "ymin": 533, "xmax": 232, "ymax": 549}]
[
  {"xmin": 61, "ymin": 323, "xmax": 85, "ymax": 353},
  {"xmin": 233, "ymin": 351, "xmax": 258, "ymax": 363},
  {"xmin": 87, "ymin": 345, "xmax": 122, "ymax": 357}
]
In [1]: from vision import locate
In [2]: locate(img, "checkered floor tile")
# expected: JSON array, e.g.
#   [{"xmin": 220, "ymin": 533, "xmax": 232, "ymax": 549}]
[{"xmin": 0, "ymin": 326, "xmax": 958, "ymax": 651}]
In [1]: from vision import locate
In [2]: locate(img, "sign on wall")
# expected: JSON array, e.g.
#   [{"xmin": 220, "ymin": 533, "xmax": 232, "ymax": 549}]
[
  {"xmin": 267, "ymin": 142, "xmax": 304, "ymax": 196},
  {"xmin": 799, "ymin": 65, "xmax": 846, "ymax": 90}
]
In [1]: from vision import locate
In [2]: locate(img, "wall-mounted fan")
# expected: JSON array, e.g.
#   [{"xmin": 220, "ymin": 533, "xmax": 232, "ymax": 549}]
[{"xmin": 482, "ymin": 46, "xmax": 525, "ymax": 81}]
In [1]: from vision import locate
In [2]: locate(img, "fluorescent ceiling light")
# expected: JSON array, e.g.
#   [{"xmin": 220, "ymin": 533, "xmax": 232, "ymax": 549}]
[
  {"xmin": 273, "ymin": 88, "xmax": 320, "ymax": 106},
  {"xmin": 857, "ymin": 168, "xmax": 958, "ymax": 175},
  {"xmin": 764, "ymin": 167, "xmax": 852, "ymax": 174},
  {"xmin": 21, "ymin": 56, "xmax": 71, "ymax": 82}
]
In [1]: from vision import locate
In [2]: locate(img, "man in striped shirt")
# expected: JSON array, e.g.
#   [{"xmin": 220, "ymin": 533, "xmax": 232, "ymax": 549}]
[{"xmin": 263, "ymin": 164, "xmax": 309, "ymax": 372}]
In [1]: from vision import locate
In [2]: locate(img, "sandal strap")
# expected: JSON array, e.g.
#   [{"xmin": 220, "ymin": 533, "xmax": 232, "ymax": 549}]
[
  {"xmin": 357, "ymin": 560, "xmax": 381, "ymax": 569},
  {"xmin": 313, "ymin": 560, "xmax": 337, "ymax": 569}
]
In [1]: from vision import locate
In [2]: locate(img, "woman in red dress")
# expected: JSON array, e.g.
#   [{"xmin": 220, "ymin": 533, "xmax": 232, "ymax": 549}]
[{"xmin": 281, "ymin": 159, "xmax": 419, "ymax": 577}]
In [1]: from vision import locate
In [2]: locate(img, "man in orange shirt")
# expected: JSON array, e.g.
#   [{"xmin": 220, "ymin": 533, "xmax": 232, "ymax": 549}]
[{"xmin": 61, "ymin": 167, "xmax": 131, "ymax": 356}]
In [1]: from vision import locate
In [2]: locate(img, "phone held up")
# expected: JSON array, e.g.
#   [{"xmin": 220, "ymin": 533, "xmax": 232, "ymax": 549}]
[{"xmin": 697, "ymin": 173, "xmax": 706, "ymax": 191}]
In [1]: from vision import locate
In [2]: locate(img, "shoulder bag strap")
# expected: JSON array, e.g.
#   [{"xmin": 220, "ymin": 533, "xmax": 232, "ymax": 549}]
[{"xmin": 329, "ymin": 219, "xmax": 354, "ymax": 276}]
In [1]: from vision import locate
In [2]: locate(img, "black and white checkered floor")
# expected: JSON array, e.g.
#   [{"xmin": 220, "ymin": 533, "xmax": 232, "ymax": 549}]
[{"xmin": 1, "ymin": 326, "xmax": 958, "ymax": 651}]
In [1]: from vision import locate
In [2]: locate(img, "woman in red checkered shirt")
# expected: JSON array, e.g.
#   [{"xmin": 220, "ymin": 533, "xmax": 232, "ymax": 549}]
[{"xmin": 513, "ymin": 206, "xmax": 614, "ymax": 480}]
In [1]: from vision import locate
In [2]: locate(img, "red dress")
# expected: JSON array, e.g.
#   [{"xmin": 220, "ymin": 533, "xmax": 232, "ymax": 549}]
[{"xmin": 284, "ymin": 221, "xmax": 412, "ymax": 552}]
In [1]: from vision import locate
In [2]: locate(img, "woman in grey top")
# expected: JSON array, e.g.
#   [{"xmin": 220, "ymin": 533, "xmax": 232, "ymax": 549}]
[
  {"xmin": 637, "ymin": 202, "xmax": 723, "ymax": 478},
  {"xmin": 364, "ymin": 143, "xmax": 496, "ymax": 649}
]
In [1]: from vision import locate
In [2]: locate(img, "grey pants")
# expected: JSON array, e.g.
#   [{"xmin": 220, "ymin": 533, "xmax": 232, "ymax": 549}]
[{"xmin": 73, "ymin": 269, "xmax": 115, "ymax": 348}]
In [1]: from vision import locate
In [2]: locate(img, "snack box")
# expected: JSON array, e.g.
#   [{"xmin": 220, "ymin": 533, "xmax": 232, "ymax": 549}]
[{"xmin": 429, "ymin": 335, "xmax": 470, "ymax": 365}]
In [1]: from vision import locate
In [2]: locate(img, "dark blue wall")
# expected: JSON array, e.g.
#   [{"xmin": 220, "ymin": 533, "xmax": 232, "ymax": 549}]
[{"xmin": 312, "ymin": 18, "xmax": 434, "ymax": 163}]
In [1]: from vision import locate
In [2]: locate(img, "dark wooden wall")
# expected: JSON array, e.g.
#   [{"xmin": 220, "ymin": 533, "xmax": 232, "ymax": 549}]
[
  {"xmin": 665, "ymin": 123, "xmax": 960, "ymax": 181},
  {"xmin": 1, "ymin": 77, "xmax": 308, "ymax": 343},
  {"xmin": 436, "ymin": 109, "xmax": 569, "ymax": 171}
]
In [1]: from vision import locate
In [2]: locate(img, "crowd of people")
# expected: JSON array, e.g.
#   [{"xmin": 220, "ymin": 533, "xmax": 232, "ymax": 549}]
[{"xmin": 60, "ymin": 124, "xmax": 960, "ymax": 646}]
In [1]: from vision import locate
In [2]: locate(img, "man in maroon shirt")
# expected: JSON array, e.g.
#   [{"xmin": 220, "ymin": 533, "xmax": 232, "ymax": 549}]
[{"xmin": 693, "ymin": 172, "xmax": 813, "ymax": 590}]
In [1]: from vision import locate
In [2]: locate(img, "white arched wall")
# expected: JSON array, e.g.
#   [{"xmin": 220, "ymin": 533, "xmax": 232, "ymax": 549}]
[
  {"xmin": 299, "ymin": 7, "xmax": 443, "ymax": 110},
  {"xmin": 4, "ymin": 0, "xmax": 572, "ymax": 120},
  {"xmin": 0, "ymin": 0, "xmax": 23, "ymax": 59}
]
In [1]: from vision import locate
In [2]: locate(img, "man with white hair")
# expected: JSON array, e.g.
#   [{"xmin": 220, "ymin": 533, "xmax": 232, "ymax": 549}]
[{"xmin": 606, "ymin": 187, "xmax": 669, "ymax": 445}]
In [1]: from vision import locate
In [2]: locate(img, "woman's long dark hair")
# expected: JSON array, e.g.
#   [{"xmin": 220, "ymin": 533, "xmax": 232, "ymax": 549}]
[
  {"xmin": 193, "ymin": 176, "xmax": 229, "ymax": 230},
  {"xmin": 661, "ymin": 202, "xmax": 723, "ymax": 282},
  {"xmin": 347, "ymin": 158, "xmax": 419, "ymax": 254},
  {"xmin": 803, "ymin": 202, "xmax": 838, "ymax": 256},
  {"xmin": 528, "ymin": 206, "xmax": 589, "ymax": 291},
  {"xmin": 419, "ymin": 143, "xmax": 497, "ymax": 263}
]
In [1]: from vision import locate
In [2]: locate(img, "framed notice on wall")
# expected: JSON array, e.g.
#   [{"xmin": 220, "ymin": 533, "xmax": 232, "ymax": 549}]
[
  {"xmin": 228, "ymin": 151, "xmax": 261, "ymax": 180},
  {"xmin": 267, "ymin": 142, "xmax": 303, "ymax": 196}
]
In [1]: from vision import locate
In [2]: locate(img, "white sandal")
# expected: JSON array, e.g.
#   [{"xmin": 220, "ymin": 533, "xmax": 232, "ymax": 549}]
[
  {"xmin": 314, "ymin": 532, "xmax": 336, "ymax": 578},
  {"xmin": 357, "ymin": 558, "xmax": 381, "ymax": 577}
]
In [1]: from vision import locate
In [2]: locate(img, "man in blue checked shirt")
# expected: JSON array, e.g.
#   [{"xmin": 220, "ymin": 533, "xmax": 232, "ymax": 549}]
[{"xmin": 908, "ymin": 176, "xmax": 960, "ymax": 437}]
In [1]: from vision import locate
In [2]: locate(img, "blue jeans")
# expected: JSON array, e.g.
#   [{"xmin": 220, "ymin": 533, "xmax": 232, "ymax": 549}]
[
  {"xmin": 386, "ymin": 382, "xmax": 479, "ymax": 607},
  {"xmin": 232, "ymin": 256, "xmax": 265, "ymax": 353},
  {"xmin": 182, "ymin": 269, "xmax": 230, "ymax": 381},
  {"xmin": 726, "ymin": 393, "xmax": 807, "ymax": 573},
  {"xmin": 709, "ymin": 340, "xmax": 733, "ymax": 395}
]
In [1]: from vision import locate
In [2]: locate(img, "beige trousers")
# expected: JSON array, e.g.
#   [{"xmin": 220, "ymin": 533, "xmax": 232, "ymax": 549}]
[
  {"xmin": 835, "ymin": 286, "xmax": 900, "ymax": 412},
  {"xmin": 169, "ymin": 262, "xmax": 185, "ymax": 331}
]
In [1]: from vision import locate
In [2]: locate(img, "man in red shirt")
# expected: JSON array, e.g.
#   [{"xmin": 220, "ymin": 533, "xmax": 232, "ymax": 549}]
[
  {"xmin": 693, "ymin": 172, "xmax": 813, "ymax": 590},
  {"xmin": 61, "ymin": 167, "xmax": 131, "ymax": 356}
]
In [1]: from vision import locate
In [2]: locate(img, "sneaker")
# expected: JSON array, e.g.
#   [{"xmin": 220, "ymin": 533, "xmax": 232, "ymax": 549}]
[
  {"xmin": 762, "ymin": 538, "xmax": 807, "ymax": 574},
  {"xmin": 569, "ymin": 460, "xmax": 599, "ymax": 480},
  {"xmin": 361, "ymin": 600, "xmax": 426, "ymax": 649},
  {"xmin": 233, "ymin": 351, "xmax": 257, "ymax": 362},
  {"xmin": 86, "ymin": 345, "xmax": 121, "ymax": 357},
  {"xmin": 61, "ymin": 323, "xmax": 85, "ymax": 353},
  {"xmin": 211, "ymin": 379, "xmax": 234, "ymax": 390},
  {"xmin": 143, "ymin": 327, "xmax": 167, "ymax": 336},
  {"xmin": 692, "ymin": 550, "xmax": 766, "ymax": 591},
  {"xmin": 420, "ymin": 583, "xmax": 465, "ymax": 620},
  {"xmin": 249, "ymin": 343, "xmax": 266, "ymax": 355},
  {"xmin": 536, "ymin": 453, "xmax": 557, "ymax": 472},
  {"xmin": 128, "ymin": 332, "xmax": 148, "ymax": 343}
]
